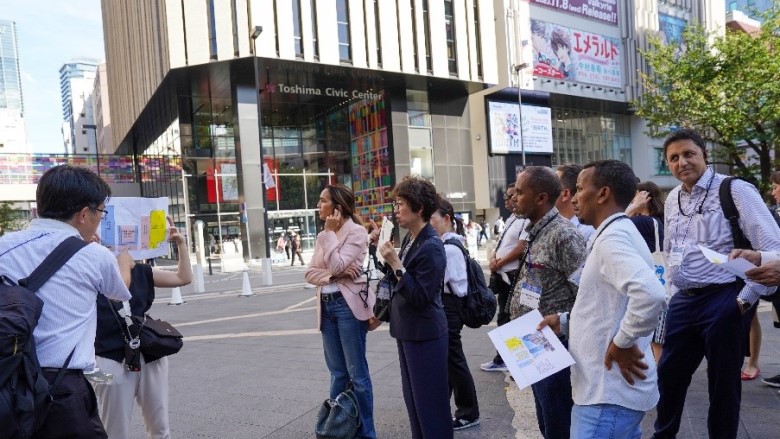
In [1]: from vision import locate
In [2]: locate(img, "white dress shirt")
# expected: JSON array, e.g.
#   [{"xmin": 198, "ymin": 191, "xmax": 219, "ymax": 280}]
[
  {"xmin": 569, "ymin": 213, "xmax": 666, "ymax": 412},
  {"xmin": 0, "ymin": 219, "xmax": 131, "ymax": 370},
  {"xmin": 441, "ymin": 232, "xmax": 468, "ymax": 297},
  {"xmin": 494, "ymin": 215, "xmax": 529, "ymax": 273},
  {"xmin": 570, "ymin": 215, "xmax": 596, "ymax": 243}
]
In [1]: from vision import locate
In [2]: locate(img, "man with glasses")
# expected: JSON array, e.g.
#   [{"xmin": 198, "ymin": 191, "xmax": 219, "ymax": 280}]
[
  {"xmin": 653, "ymin": 129, "xmax": 780, "ymax": 439},
  {"xmin": 0, "ymin": 165, "xmax": 131, "ymax": 438},
  {"xmin": 481, "ymin": 185, "xmax": 529, "ymax": 372}
]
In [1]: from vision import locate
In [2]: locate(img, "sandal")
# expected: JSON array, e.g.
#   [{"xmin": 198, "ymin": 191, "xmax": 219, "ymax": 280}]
[{"xmin": 741, "ymin": 368, "xmax": 760, "ymax": 381}]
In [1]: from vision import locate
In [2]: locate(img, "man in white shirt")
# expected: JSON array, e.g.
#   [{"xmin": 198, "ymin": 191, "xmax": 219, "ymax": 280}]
[
  {"xmin": 481, "ymin": 186, "xmax": 529, "ymax": 372},
  {"xmin": 540, "ymin": 160, "xmax": 666, "ymax": 438},
  {"xmin": 556, "ymin": 164, "xmax": 595, "ymax": 242},
  {"xmin": 0, "ymin": 165, "xmax": 131, "ymax": 438}
]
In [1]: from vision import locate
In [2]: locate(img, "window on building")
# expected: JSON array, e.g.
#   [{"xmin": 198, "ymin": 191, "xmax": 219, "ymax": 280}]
[
  {"xmin": 444, "ymin": 0, "xmax": 457, "ymax": 74},
  {"xmin": 422, "ymin": 0, "xmax": 432, "ymax": 72},
  {"xmin": 410, "ymin": 0, "xmax": 419, "ymax": 72},
  {"xmin": 374, "ymin": 0, "xmax": 382, "ymax": 66},
  {"xmin": 474, "ymin": 1, "xmax": 483, "ymax": 79},
  {"xmin": 207, "ymin": 0, "xmax": 218, "ymax": 60},
  {"xmin": 310, "ymin": 0, "xmax": 319, "ymax": 58},
  {"xmin": 293, "ymin": 0, "xmax": 304, "ymax": 57},
  {"xmin": 729, "ymin": 1, "xmax": 738, "ymax": 10},
  {"xmin": 337, "ymin": 0, "xmax": 351, "ymax": 62}
]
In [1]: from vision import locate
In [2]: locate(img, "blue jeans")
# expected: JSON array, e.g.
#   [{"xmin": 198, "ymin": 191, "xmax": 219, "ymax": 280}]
[
  {"xmin": 321, "ymin": 295, "xmax": 375, "ymax": 438},
  {"xmin": 571, "ymin": 404, "xmax": 643, "ymax": 439},
  {"xmin": 530, "ymin": 337, "xmax": 572, "ymax": 438}
]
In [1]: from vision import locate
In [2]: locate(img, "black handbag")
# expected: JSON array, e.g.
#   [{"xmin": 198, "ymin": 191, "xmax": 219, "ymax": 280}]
[
  {"xmin": 372, "ymin": 275, "xmax": 394, "ymax": 322},
  {"xmin": 130, "ymin": 315, "xmax": 184, "ymax": 358},
  {"xmin": 315, "ymin": 383, "xmax": 360, "ymax": 439}
]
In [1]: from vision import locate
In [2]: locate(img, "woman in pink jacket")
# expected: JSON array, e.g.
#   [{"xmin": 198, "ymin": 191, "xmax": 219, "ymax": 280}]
[{"xmin": 305, "ymin": 184, "xmax": 380, "ymax": 439}]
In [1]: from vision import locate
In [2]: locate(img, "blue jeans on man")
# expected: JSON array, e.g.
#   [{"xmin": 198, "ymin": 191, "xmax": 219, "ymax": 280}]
[
  {"xmin": 530, "ymin": 336, "xmax": 573, "ymax": 438},
  {"xmin": 321, "ymin": 295, "xmax": 376, "ymax": 438}
]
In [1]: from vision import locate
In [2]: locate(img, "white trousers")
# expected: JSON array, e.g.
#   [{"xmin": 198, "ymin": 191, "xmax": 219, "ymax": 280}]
[{"xmin": 93, "ymin": 356, "xmax": 171, "ymax": 439}]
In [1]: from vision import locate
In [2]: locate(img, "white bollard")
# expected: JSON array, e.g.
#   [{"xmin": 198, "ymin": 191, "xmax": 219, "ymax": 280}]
[
  {"xmin": 260, "ymin": 257, "xmax": 273, "ymax": 286},
  {"xmin": 193, "ymin": 264, "xmax": 205, "ymax": 294},
  {"xmin": 239, "ymin": 268, "xmax": 254, "ymax": 297},
  {"xmin": 169, "ymin": 287, "xmax": 184, "ymax": 305}
]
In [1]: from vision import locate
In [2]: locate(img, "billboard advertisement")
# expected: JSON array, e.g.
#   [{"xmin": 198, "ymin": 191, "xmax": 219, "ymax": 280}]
[
  {"xmin": 659, "ymin": 14, "xmax": 687, "ymax": 57},
  {"xmin": 531, "ymin": 19, "xmax": 622, "ymax": 88},
  {"xmin": 530, "ymin": 0, "xmax": 618, "ymax": 26},
  {"xmin": 488, "ymin": 101, "xmax": 553, "ymax": 155}
]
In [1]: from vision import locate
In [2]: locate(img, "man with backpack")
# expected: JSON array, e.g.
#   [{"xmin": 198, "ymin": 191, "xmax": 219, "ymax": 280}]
[
  {"xmin": 0, "ymin": 165, "xmax": 131, "ymax": 438},
  {"xmin": 652, "ymin": 129, "xmax": 780, "ymax": 439},
  {"xmin": 507, "ymin": 166, "xmax": 586, "ymax": 439}
]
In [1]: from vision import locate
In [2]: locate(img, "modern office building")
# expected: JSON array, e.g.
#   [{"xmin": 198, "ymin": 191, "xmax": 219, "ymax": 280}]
[
  {"xmin": 726, "ymin": 0, "xmax": 773, "ymax": 17},
  {"xmin": 60, "ymin": 58, "xmax": 100, "ymax": 154},
  {"xmin": 0, "ymin": 19, "xmax": 28, "ymax": 154},
  {"xmin": 468, "ymin": 0, "xmax": 726, "ymax": 221},
  {"xmin": 101, "ymin": 0, "xmax": 498, "ymax": 261}
]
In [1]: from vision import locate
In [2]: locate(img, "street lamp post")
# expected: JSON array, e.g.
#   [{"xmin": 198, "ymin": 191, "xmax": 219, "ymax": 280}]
[
  {"xmin": 250, "ymin": 26, "xmax": 273, "ymax": 284},
  {"xmin": 514, "ymin": 63, "xmax": 529, "ymax": 168}
]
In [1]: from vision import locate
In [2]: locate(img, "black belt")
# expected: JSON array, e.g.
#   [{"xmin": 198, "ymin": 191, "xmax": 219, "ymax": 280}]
[
  {"xmin": 41, "ymin": 368, "xmax": 83, "ymax": 376},
  {"xmin": 321, "ymin": 291, "xmax": 343, "ymax": 302},
  {"xmin": 681, "ymin": 282, "xmax": 737, "ymax": 297}
]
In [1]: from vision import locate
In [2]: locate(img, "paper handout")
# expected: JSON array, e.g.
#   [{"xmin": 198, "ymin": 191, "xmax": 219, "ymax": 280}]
[
  {"xmin": 376, "ymin": 216, "xmax": 395, "ymax": 264},
  {"xmin": 697, "ymin": 245, "xmax": 757, "ymax": 279},
  {"xmin": 488, "ymin": 309, "xmax": 575, "ymax": 389},
  {"xmin": 101, "ymin": 197, "xmax": 170, "ymax": 260}
]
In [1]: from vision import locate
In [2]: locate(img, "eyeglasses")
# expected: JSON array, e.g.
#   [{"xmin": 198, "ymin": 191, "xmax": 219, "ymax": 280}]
[
  {"xmin": 93, "ymin": 207, "xmax": 108, "ymax": 219},
  {"xmin": 392, "ymin": 200, "xmax": 405, "ymax": 210}
]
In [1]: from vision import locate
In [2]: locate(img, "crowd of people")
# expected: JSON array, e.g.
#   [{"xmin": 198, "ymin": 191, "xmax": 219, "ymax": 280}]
[{"xmin": 3, "ymin": 126, "xmax": 780, "ymax": 438}]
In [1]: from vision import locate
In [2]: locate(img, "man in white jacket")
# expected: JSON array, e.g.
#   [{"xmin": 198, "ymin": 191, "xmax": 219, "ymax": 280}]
[{"xmin": 540, "ymin": 159, "xmax": 666, "ymax": 438}]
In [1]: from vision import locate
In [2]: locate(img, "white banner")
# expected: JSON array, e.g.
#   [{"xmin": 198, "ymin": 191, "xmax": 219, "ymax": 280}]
[{"xmin": 488, "ymin": 101, "xmax": 553, "ymax": 155}]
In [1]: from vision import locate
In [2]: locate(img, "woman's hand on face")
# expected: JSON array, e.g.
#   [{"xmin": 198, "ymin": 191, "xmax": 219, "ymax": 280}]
[
  {"xmin": 632, "ymin": 191, "xmax": 650, "ymax": 208},
  {"xmin": 324, "ymin": 208, "xmax": 341, "ymax": 232}
]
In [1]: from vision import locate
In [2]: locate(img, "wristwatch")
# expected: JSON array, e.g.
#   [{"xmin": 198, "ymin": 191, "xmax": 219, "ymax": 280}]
[
  {"xmin": 736, "ymin": 298, "xmax": 751, "ymax": 314},
  {"xmin": 395, "ymin": 267, "xmax": 406, "ymax": 279}
]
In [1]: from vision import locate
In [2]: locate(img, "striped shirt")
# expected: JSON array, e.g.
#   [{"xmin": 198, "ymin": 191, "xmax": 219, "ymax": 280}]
[
  {"xmin": 664, "ymin": 168, "xmax": 780, "ymax": 303},
  {"xmin": 0, "ymin": 219, "xmax": 131, "ymax": 370}
]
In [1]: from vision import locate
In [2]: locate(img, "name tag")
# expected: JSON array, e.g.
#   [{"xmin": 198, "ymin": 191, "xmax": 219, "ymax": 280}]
[
  {"xmin": 518, "ymin": 282, "xmax": 542, "ymax": 309},
  {"xmin": 668, "ymin": 246, "xmax": 684, "ymax": 267}
]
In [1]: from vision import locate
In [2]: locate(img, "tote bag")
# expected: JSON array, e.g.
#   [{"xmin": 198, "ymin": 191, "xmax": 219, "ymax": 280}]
[{"xmin": 651, "ymin": 218, "xmax": 672, "ymax": 300}]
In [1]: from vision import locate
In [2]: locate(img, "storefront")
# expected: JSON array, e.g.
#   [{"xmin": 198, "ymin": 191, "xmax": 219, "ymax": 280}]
[{"xmin": 125, "ymin": 57, "xmax": 487, "ymax": 259}]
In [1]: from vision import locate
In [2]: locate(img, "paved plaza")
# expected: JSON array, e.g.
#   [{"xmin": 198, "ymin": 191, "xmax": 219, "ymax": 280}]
[{"xmin": 123, "ymin": 258, "xmax": 780, "ymax": 438}]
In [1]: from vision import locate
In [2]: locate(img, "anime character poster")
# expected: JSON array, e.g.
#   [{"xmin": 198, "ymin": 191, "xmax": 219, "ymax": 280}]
[
  {"xmin": 530, "ymin": 19, "xmax": 622, "ymax": 88},
  {"xmin": 658, "ymin": 14, "xmax": 687, "ymax": 57}
]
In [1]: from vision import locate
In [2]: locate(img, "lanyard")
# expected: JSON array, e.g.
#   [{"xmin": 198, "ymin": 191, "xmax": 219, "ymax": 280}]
[
  {"xmin": 673, "ymin": 170, "xmax": 715, "ymax": 247},
  {"xmin": 495, "ymin": 215, "xmax": 522, "ymax": 249},
  {"xmin": 515, "ymin": 213, "xmax": 559, "ymax": 287},
  {"xmin": 586, "ymin": 214, "xmax": 629, "ymax": 255}
]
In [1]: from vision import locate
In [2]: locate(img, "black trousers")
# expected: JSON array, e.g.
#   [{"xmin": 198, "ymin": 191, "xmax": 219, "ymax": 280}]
[
  {"xmin": 32, "ymin": 370, "xmax": 107, "ymax": 439},
  {"xmin": 653, "ymin": 283, "xmax": 755, "ymax": 439},
  {"xmin": 442, "ymin": 293, "xmax": 479, "ymax": 422},
  {"xmin": 491, "ymin": 271, "xmax": 516, "ymax": 364}
]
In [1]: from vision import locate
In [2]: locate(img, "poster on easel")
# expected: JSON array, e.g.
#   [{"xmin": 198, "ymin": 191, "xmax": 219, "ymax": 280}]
[{"xmin": 100, "ymin": 197, "xmax": 170, "ymax": 260}]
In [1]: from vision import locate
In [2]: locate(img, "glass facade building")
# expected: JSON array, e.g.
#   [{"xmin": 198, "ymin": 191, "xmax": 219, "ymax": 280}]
[{"xmin": 0, "ymin": 20, "xmax": 22, "ymax": 114}]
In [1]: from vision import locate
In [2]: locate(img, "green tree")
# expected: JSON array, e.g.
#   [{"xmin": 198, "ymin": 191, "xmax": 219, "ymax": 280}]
[
  {"xmin": 0, "ymin": 201, "xmax": 23, "ymax": 236},
  {"xmin": 635, "ymin": 9, "xmax": 780, "ymax": 195}
]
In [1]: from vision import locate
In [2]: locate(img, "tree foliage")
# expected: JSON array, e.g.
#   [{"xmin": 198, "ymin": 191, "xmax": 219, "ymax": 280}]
[
  {"xmin": 635, "ymin": 8, "xmax": 780, "ymax": 195},
  {"xmin": 0, "ymin": 201, "xmax": 23, "ymax": 236}
]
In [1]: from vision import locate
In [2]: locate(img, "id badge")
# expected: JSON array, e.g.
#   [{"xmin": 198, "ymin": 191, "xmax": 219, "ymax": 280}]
[
  {"xmin": 569, "ymin": 265, "xmax": 584, "ymax": 286},
  {"xmin": 668, "ymin": 246, "xmax": 684, "ymax": 267},
  {"xmin": 518, "ymin": 282, "xmax": 542, "ymax": 309}
]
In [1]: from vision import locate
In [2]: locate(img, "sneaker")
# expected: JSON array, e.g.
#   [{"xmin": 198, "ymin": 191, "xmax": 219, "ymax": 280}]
[
  {"xmin": 762, "ymin": 374, "xmax": 780, "ymax": 388},
  {"xmin": 453, "ymin": 417, "xmax": 480, "ymax": 431},
  {"xmin": 480, "ymin": 360, "xmax": 508, "ymax": 372}
]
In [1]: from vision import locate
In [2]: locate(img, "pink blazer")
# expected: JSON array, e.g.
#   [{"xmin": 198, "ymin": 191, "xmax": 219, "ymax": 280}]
[{"xmin": 305, "ymin": 218, "xmax": 375, "ymax": 329}]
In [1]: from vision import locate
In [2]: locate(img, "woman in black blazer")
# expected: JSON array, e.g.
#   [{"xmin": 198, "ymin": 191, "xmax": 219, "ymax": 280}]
[{"xmin": 379, "ymin": 176, "xmax": 452, "ymax": 439}]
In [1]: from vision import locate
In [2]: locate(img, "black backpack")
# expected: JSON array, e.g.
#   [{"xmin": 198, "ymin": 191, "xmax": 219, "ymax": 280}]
[
  {"xmin": 444, "ymin": 238, "xmax": 497, "ymax": 329},
  {"xmin": 720, "ymin": 176, "xmax": 780, "ymax": 306},
  {"xmin": 0, "ymin": 236, "xmax": 87, "ymax": 439}
]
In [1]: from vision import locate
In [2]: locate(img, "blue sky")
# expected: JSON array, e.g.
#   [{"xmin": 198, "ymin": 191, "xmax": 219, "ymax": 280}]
[{"xmin": 4, "ymin": 0, "xmax": 104, "ymax": 153}]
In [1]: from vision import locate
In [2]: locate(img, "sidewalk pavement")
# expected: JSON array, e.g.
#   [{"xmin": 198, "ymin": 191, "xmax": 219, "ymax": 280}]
[{"xmin": 152, "ymin": 246, "xmax": 780, "ymax": 439}]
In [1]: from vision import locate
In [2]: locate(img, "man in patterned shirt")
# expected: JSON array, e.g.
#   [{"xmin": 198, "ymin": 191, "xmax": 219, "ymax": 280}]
[
  {"xmin": 508, "ymin": 166, "xmax": 586, "ymax": 439},
  {"xmin": 653, "ymin": 129, "xmax": 780, "ymax": 439}
]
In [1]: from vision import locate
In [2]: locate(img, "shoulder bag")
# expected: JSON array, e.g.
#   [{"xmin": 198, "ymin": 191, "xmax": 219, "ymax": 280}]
[{"xmin": 315, "ymin": 383, "xmax": 359, "ymax": 439}]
